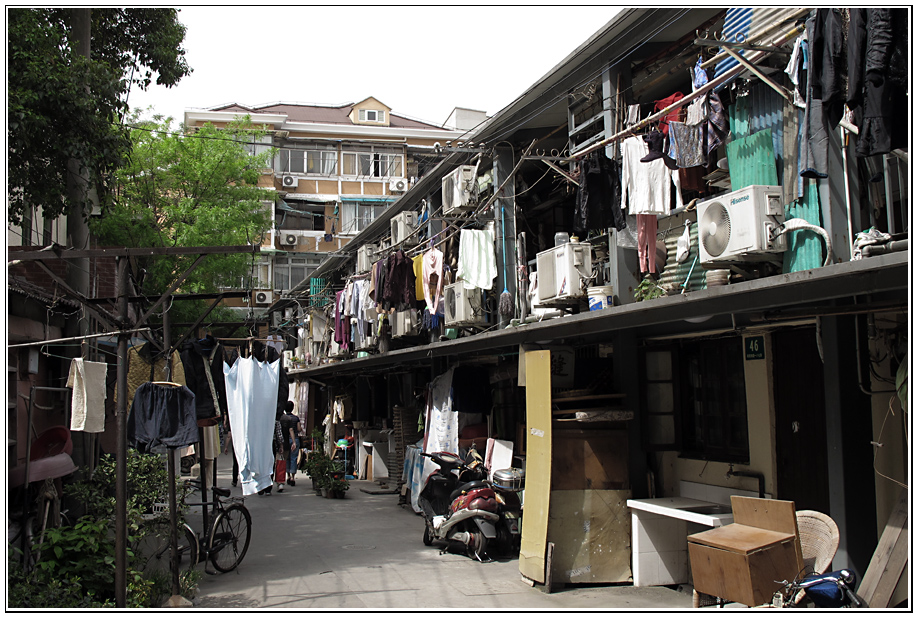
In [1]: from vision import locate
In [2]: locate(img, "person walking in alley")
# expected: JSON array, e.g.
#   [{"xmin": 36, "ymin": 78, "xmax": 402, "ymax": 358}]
[{"xmin": 280, "ymin": 401, "xmax": 302, "ymax": 487}]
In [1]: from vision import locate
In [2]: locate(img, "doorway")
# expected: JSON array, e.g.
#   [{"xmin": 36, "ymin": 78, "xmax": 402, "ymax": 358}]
[{"xmin": 773, "ymin": 327, "xmax": 830, "ymax": 512}]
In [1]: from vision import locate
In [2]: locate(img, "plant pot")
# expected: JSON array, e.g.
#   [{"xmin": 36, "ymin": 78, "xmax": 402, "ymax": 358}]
[{"xmin": 321, "ymin": 487, "xmax": 328, "ymax": 497}]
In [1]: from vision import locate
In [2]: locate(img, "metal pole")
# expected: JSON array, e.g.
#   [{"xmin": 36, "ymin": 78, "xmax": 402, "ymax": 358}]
[
  {"xmin": 163, "ymin": 297, "xmax": 181, "ymax": 596},
  {"xmin": 115, "ymin": 256, "xmax": 129, "ymax": 607}
]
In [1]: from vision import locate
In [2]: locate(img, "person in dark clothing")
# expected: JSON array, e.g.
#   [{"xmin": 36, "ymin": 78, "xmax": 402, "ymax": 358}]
[{"xmin": 279, "ymin": 401, "xmax": 302, "ymax": 487}]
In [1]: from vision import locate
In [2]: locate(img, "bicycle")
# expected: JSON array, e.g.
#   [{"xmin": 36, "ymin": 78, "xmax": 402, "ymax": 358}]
[{"xmin": 144, "ymin": 482, "xmax": 251, "ymax": 576}]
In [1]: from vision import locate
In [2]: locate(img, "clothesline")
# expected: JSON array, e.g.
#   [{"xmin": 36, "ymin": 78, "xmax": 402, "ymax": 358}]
[{"xmin": 566, "ymin": 22, "xmax": 805, "ymax": 162}]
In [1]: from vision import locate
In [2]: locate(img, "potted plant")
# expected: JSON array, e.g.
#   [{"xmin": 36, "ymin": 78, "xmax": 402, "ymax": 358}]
[
  {"xmin": 304, "ymin": 449, "xmax": 333, "ymax": 495},
  {"xmin": 326, "ymin": 475, "xmax": 349, "ymax": 499}
]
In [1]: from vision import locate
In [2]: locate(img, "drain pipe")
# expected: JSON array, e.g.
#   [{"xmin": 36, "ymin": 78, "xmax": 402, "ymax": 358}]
[{"xmin": 725, "ymin": 464, "xmax": 766, "ymax": 498}]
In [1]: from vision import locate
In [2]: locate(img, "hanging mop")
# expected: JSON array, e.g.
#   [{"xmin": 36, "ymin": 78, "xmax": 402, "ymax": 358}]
[{"xmin": 499, "ymin": 205, "xmax": 513, "ymax": 318}]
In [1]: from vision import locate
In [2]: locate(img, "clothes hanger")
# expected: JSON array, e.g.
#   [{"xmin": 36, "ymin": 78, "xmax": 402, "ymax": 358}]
[{"xmin": 152, "ymin": 381, "xmax": 182, "ymax": 387}]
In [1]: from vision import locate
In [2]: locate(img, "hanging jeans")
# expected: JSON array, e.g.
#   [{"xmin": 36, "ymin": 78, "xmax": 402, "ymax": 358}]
[{"xmin": 637, "ymin": 214, "xmax": 659, "ymax": 273}]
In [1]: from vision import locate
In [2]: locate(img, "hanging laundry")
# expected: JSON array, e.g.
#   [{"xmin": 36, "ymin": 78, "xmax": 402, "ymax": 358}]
[
  {"xmin": 127, "ymin": 382, "xmax": 197, "ymax": 453},
  {"xmin": 625, "ymin": 104, "xmax": 641, "ymax": 126},
  {"xmin": 223, "ymin": 355, "xmax": 280, "ymax": 496},
  {"xmin": 67, "ymin": 358, "xmax": 107, "ymax": 433},
  {"xmin": 374, "ymin": 259, "xmax": 389, "ymax": 312},
  {"xmin": 847, "ymin": 8, "xmax": 908, "ymax": 158},
  {"xmin": 667, "ymin": 121, "xmax": 707, "ymax": 168},
  {"xmin": 415, "ymin": 368, "xmax": 457, "ymax": 511},
  {"xmin": 640, "ymin": 130, "xmax": 677, "ymax": 170},
  {"xmin": 266, "ymin": 334, "xmax": 285, "ymax": 355},
  {"xmin": 123, "ymin": 342, "xmax": 186, "ymax": 409},
  {"xmin": 573, "ymin": 150, "xmax": 625, "ymax": 235},
  {"xmin": 620, "ymin": 135, "xmax": 683, "ymax": 216},
  {"xmin": 422, "ymin": 247, "xmax": 445, "ymax": 315},
  {"xmin": 412, "ymin": 254, "xmax": 426, "ymax": 302},
  {"xmin": 785, "ymin": 31, "xmax": 809, "ymax": 109},
  {"xmin": 456, "ymin": 229, "xmax": 497, "ymax": 291},
  {"xmin": 706, "ymin": 92, "xmax": 728, "ymax": 155},
  {"xmin": 383, "ymin": 249, "xmax": 416, "ymax": 311},
  {"xmin": 653, "ymin": 91, "xmax": 684, "ymax": 135},
  {"xmin": 179, "ymin": 335, "xmax": 228, "ymax": 427},
  {"xmin": 250, "ymin": 339, "xmax": 290, "ymax": 420},
  {"xmin": 334, "ymin": 290, "xmax": 350, "ymax": 350}
]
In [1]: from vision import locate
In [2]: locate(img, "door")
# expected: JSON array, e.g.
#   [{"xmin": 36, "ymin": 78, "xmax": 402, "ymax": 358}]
[{"xmin": 773, "ymin": 328, "xmax": 830, "ymax": 512}]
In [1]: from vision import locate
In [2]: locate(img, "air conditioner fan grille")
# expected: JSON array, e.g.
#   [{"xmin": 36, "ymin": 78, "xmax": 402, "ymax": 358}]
[{"xmin": 701, "ymin": 202, "xmax": 731, "ymax": 258}]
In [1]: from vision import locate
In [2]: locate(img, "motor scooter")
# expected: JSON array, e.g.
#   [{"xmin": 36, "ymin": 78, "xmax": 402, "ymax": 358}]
[
  {"xmin": 419, "ymin": 451, "xmax": 499, "ymax": 562},
  {"xmin": 490, "ymin": 467, "xmax": 524, "ymax": 557}
]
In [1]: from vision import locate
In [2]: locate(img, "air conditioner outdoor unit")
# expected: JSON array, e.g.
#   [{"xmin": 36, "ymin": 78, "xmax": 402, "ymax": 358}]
[
  {"xmin": 281, "ymin": 175, "xmax": 297, "ymax": 189},
  {"xmin": 389, "ymin": 177, "xmax": 408, "ymax": 193},
  {"xmin": 444, "ymin": 282, "xmax": 487, "ymax": 327},
  {"xmin": 391, "ymin": 211, "xmax": 418, "ymax": 245},
  {"xmin": 696, "ymin": 185, "xmax": 787, "ymax": 267},
  {"xmin": 254, "ymin": 290, "xmax": 274, "ymax": 305},
  {"xmin": 357, "ymin": 243, "xmax": 378, "ymax": 273},
  {"xmin": 391, "ymin": 309, "xmax": 419, "ymax": 338},
  {"xmin": 282, "ymin": 233, "xmax": 299, "ymax": 246},
  {"xmin": 536, "ymin": 242, "xmax": 593, "ymax": 302},
  {"xmin": 442, "ymin": 165, "xmax": 477, "ymax": 215}
]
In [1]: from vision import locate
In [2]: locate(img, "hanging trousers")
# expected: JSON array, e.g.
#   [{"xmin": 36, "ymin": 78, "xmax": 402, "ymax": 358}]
[{"xmin": 637, "ymin": 214, "xmax": 658, "ymax": 273}]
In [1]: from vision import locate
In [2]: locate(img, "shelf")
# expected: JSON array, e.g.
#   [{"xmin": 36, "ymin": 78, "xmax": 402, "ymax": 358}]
[{"xmin": 553, "ymin": 393, "xmax": 626, "ymax": 404}]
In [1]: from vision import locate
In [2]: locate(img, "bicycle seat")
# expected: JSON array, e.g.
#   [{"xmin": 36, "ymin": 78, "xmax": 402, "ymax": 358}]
[{"xmin": 212, "ymin": 487, "xmax": 231, "ymax": 498}]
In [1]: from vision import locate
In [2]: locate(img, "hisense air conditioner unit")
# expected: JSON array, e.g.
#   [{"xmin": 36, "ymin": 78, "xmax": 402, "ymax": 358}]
[
  {"xmin": 696, "ymin": 185, "xmax": 787, "ymax": 267},
  {"xmin": 357, "ymin": 243, "xmax": 378, "ymax": 273},
  {"xmin": 536, "ymin": 242, "xmax": 592, "ymax": 302},
  {"xmin": 254, "ymin": 290, "xmax": 274, "ymax": 305},
  {"xmin": 282, "ymin": 175, "xmax": 297, "ymax": 189},
  {"xmin": 442, "ymin": 165, "xmax": 477, "ymax": 215},
  {"xmin": 390, "ymin": 211, "xmax": 418, "ymax": 245},
  {"xmin": 443, "ymin": 282, "xmax": 487, "ymax": 327},
  {"xmin": 391, "ymin": 309, "xmax": 419, "ymax": 338}
]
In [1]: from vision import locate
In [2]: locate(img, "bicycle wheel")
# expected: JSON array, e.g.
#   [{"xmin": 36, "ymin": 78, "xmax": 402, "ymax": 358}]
[
  {"xmin": 146, "ymin": 523, "xmax": 200, "ymax": 575},
  {"xmin": 208, "ymin": 504, "xmax": 251, "ymax": 573}
]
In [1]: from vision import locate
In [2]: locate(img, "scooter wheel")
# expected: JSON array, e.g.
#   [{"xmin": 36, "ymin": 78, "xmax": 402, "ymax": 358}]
[{"xmin": 423, "ymin": 525, "xmax": 433, "ymax": 546}]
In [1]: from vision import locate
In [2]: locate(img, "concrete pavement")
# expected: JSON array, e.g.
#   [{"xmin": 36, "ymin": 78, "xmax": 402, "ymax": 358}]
[{"xmin": 183, "ymin": 453, "xmax": 695, "ymax": 610}]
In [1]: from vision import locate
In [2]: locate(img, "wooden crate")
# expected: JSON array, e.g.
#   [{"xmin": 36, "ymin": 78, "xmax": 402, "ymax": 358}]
[{"xmin": 687, "ymin": 496, "xmax": 804, "ymax": 607}]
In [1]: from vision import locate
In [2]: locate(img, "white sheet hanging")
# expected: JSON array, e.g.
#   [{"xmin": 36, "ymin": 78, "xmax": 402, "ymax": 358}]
[
  {"xmin": 456, "ymin": 229, "xmax": 497, "ymax": 291},
  {"xmin": 224, "ymin": 357, "xmax": 280, "ymax": 495},
  {"xmin": 413, "ymin": 367, "xmax": 457, "ymax": 512}
]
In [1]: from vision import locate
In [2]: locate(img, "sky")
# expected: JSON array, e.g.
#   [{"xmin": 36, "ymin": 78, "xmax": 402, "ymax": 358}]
[{"xmin": 127, "ymin": 6, "xmax": 623, "ymax": 128}]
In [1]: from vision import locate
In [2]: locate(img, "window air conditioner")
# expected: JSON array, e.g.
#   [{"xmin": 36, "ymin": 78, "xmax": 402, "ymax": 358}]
[
  {"xmin": 696, "ymin": 185, "xmax": 787, "ymax": 267},
  {"xmin": 389, "ymin": 177, "xmax": 408, "ymax": 193},
  {"xmin": 390, "ymin": 211, "xmax": 418, "ymax": 245},
  {"xmin": 536, "ymin": 242, "xmax": 593, "ymax": 302},
  {"xmin": 391, "ymin": 309, "xmax": 419, "ymax": 338},
  {"xmin": 441, "ymin": 165, "xmax": 477, "ymax": 215},
  {"xmin": 357, "ymin": 243, "xmax": 378, "ymax": 273},
  {"xmin": 444, "ymin": 282, "xmax": 487, "ymax": 327},
  {"xmin": 282, "ymin": 175, "xmax": 297, "ymax": 189},
  {"xmin": 254, "ymin": 290, "xmax": 274, "ymax": 305}
]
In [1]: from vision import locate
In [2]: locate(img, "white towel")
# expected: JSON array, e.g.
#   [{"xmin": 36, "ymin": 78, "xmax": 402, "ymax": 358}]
[
  {"xmin": 67, "ymin": 358, "xmax": 107, "ymax": 433},
  {"xmin": 456, "ymin": 228, "xmax": 497, "ymax": 291}
]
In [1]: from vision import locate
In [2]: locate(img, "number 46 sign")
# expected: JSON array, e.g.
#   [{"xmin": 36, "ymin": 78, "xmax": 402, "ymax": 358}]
[{"xmin": 744, "ymin": 335, "xmax": 765, "ymax": 360}]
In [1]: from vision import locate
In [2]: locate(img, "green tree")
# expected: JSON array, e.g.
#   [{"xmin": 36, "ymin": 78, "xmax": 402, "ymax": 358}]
[
  {"xmin": 91, "ymin": 113, "xmax": 274, "ymax": 305},
  {"xmin": 7, "ymin": 8, "xmax": 190, "ymax": 226}
]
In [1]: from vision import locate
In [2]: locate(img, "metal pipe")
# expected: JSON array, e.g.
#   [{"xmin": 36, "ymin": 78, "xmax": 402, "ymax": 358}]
[
  {"xmin": 115, "ymin": 256, "xmax": 129, "ymax": 607},
  {"xmin": 725, "ymin": 464, "xmax": 766, "ymax": 498}
]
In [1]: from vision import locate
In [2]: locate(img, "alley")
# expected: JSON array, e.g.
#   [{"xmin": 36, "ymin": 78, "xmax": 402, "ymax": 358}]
[{"xmin": 186, "ymin": 453, "xmax": 693, "ymax": 610}]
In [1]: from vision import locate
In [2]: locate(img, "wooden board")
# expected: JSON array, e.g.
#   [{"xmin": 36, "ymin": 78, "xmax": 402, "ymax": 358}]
[
  {"xmin": 519, "ymin": 350, "xmax": 553, "ymax": 584},
  {"xmin": 858, "ymin": 489, "xmax": 908, "ymax": 608},
  {"xmin": 546, "ymin": 489, "xmax": 632, "ymax": 585},
  {"xmin": 689, "ymin": 537, "xmax": 799, "ymax": 607},
  {"xmin": 688, "ymin": 523, "xmax": 794, "ymax": 554},
  {"xmin": 731, "ymin": 496, "xmax": 803, "ymax": 572},
  {"xmin": 551, "ymin": 429, "xmax": 628, "ymax": 490},
  {"xmin": 552, "ymin": 394, "xmax": 627, "ymax": 403}
]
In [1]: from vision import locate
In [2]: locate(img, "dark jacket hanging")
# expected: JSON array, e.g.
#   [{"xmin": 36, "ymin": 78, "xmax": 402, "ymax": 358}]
[
  {"xmin": 179, "ymin": 334, "xmax": 228, "ymax": 426},
  {"xmin": 574, "ymin": 150, "xmax": 625, "ymax": 236},
  {"xmin": 383, "ymin": 249, "xmax": 416, "ymax": 311}
]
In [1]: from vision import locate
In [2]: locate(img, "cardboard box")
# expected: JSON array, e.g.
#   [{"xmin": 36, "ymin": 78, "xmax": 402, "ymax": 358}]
[{"xmin": 687, "ymin": 496, "xmax": 803, "ymax": 607}]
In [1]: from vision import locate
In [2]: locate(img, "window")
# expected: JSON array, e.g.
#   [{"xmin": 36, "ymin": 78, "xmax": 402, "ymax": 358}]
[
  {"xmin": 339, "ymin": 202, "xmax": 386, "ymax": 235},
  {"xmin": 341, "ymin": 147, "xmax": 403, "ymax": 179},
  {"xmin": 274, "ymin": 255, "xmax": 322, "ymax": 291},
  {"xmin": 242, "ymin": 135, "xmax": 273, "ymax": 167},
  {"xmin": 358, "ymin": 109, "xmax": 385, "ymax": 123},
  {"xmin": 277, "ymin": 148, "xmax": 337, "ymax": 176},
  {"xmin": 642, "ymin": 336, "xmax": 749, "ymax": 462}
]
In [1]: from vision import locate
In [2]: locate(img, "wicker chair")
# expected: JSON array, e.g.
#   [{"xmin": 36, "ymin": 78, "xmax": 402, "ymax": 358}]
[{"xmin": 692, "ymin": 509, "xmax": 840, "ymax": 608}]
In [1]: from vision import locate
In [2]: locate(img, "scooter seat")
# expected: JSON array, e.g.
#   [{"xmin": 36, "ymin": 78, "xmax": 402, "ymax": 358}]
[{"xmin": 449, "ymin": 480, "xmax": 489, "ymax": 503}]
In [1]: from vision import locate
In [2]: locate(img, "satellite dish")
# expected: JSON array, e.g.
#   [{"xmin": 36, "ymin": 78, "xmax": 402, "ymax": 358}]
[{"xmin": 700, "ymin": 201, "xmax": 731, "ymax": 258}]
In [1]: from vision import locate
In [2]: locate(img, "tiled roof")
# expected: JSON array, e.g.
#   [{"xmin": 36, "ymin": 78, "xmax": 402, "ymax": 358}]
[{"xmin": 209, "ymin": 102, "xmax": 446, "ymax": 130}]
